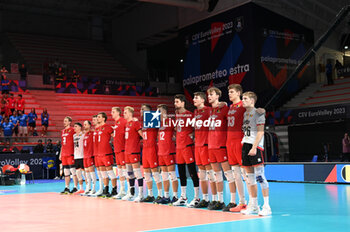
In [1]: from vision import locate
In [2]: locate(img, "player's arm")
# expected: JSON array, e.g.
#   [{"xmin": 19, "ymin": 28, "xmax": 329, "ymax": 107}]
[
  {"xmin": 248, "ymin": 125, "xmax": 264, "ymax": 156},
  {"xmin": 218, "ymin": 101, "xmax": 227, "ymax": 108},
  {"xmin": 256, "ymin": 108, "xmax": 266, "ymax": 115},
  {"xmin": 59, "ymin": 145, "xmax": 62, "ymax": 160},
  {"xmin": 138, "ymin": 129, "xmax": 143, "ymax": 139}
]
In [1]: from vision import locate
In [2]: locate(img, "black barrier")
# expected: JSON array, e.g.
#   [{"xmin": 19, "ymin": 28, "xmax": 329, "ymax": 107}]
[{"xmin": 0, "ymin": 153, "xmax": 56, "ymax": 179}]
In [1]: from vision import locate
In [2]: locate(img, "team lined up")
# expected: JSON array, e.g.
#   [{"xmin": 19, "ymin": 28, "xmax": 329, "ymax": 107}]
[{"xmin": 59, "ymin": 84, "xmax": 272, "ymax": 216}]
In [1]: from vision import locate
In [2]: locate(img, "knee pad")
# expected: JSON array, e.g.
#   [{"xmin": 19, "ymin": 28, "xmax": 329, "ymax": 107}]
[
  {"xmin": 69, "ymin": 168, "xmax": 76, "ymax": 176},
  {"xmin": 117, "ymin": 168, "xmax": 122, "ymax": 177},
  {"xmin": 169, "ymin": 171, "xmax": 177, "ymax": 182},
  {"xmin": 247, "ymin": 173, "xmax": 257, "ymax": 186},
  {"xmin": 232, "ymin": 166, "xmax": 243, "ymax": 180},
  {"xmin": 241, "ymin": 168, "xmax": 248, "ymax": 182},
  {"xmin": 76, "ymin": 169, "xmax": 83, "ymax": 181},
  {"xmin": 101, "ymin": 171, "xmax": 108, "ymax": 179},
  {"xmin": 207, "ymin": 170, "xmax": 216, "ymax": 182},
  {"xmin": 198, "ymin": 169, "xmax": 207, "ymax": 181},
  {"xmin": 107, "ymin": 170, "xmax": 117, "ymax": 180},
  {"xmin": 122, "ymin": 169, "xmax": 127, "ymax": 178},
  {"xmin": 215, "ymin": 171, "xmax": 223, "ymax": 182},
  {"xmin": 255, "ymin": 166, "xmax": 269, "ymax": 189},
  {"xmin": 153, "ymin": 171, "xmax": 161, "ymax": 183},
  {"xmin": 126, "ymin": 165, "xmax": 133, "ymax": 172},
  {"xmin": 144, "ymin": 172, "xmax": 152, "ymax": 182},
  {"xmin": 224, "ymin": 170, "xmax": 235, "ymax": 183},
  {"xmin": 134, "ymin": 168, "xmax": 143, "ymax": 179},
  {"xmin": 127, "ymin": 171, "xmax": 134, "ymax": 179},
  {"xmin": 64, "ymin": 168, "xmax": 70, "ymax": 176},
  {"xmin": 161, "ymin": 171, "xmax": 169, "ymax": 182}
]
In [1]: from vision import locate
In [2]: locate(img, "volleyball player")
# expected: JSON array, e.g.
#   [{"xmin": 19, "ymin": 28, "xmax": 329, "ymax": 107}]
[
  {"xmin": 140, "ymin": 104, "xmax": 163, "ymax": 203},
  {"xmin": 111, "ymin": 107, "xmax": 128, "ymax": 199},
  {"xmin": 73, "ymin": 122, "xmax": 85, "ymax": 194},
  {"xmin": 59, "ymin": 116, "xmax": 78, "ymax": 194},
  {"xmin": 226, "ymin": 84, "xmax": 248, "ymax": 212},
  {"xmin": 96, "ymin": 112, "xmax": 118, "ymax": 198},
  {"xmin": 83, "ymin": 120, "xmax": 97, "ymax": 195},
  {"xmin": 123, "ymin": 106, "xmax": 144, "ymax": 202},
  {"xmin": 154, "ymin": 104, "xmax": 179, "ymax": 204},
  {"xmin": 192, "ymin": 92, "xmax": 217, "ymax": 208},
  {"xmin": 240, "ymin": 92, "xmax": 271, "ymax": 216},
  {"xmin": 207, "ymin": 87, "xmax": 236, "ymax": 211},
  {"xmin": 173, "ymin": 94, "xmax": 200, "ymax": 207},
  {"xmin": 92, "ymin": 115, "xmax": 104, "ymax": 196}
]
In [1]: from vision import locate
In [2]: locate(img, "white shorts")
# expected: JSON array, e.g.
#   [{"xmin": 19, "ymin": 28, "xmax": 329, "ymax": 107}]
[{"xmin": 19, "ymin": 126, "xmax": 28, "ymax": 135}]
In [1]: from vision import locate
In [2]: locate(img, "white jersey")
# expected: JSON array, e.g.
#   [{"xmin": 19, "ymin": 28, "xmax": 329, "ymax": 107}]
[
  {"xmin": 242, "ymin": 108, "xmax": 265, "ymax": 149},
  {"xmin": 73, "ymin": 132, "xmax": 84, "ymax": 159}
]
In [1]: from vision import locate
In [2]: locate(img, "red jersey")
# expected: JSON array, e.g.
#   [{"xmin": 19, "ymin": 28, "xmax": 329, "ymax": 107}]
[
  {"xmin": 96, "ymin": 124, "xmax": 113, "ymax": 156},
  {"xmin": 175, "ymin": 110, "xmax": 194, "ymax": 149},
  {"xmin": 125, "ymin": 120, "xmax": 142, "ymax": 154},
  {"xmin": 92, "ymin": 127, "xmax": 100, "ymax": 156},
  {"xmin": 113, "ymin": 117, "xmax": 127, "ymax": 153},
  {"xmin": 83, "ymin": 131, "xmax": 94, "ymax": 158},
  {"xmin": 194, "ymin": 106, "xmax": 210, "ymax": 147},
  {"xmin": 158, "ymin": 121, "xmax": 175, "ymax": 156},
  {"xmin": 17, "ymin": 99, "xmax": 25, "ymax": 111},
  {"xmin": 227, "ymin": 101, "xmax": 245, "ymax": 140},
  {"xmin": 208, "ymin": 105, "xmax": 229, "ymax": 149},
  {"xmin": 7, "ymin": 98, "xmax": 16, "ymax": 109},
  {"xmin": 61, "ymin": 126, "xmax": 74, "ymax": 157},
  {"xmin": 142, "ymin": 127, "xmax": 158, "ymax": 148}
]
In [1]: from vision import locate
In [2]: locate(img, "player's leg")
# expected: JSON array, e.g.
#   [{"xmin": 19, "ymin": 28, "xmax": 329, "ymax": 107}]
[
  {"xmin": 105, "ymin": 165, "xmax": 117, "ymax": 197},
  {"xmin": 122, "ymin": 163, "xmax": 136, "ymax": 201},
  {"xmin": 255, "ymin": 164, "xmax": 271, "ymax": 216},
  {"xmin": 93, "ymin": 157, "xmax": 104, "ymax": 196},
  {"xmin": 229, "ymin": 164, "xmax": 247, "ymax": 212},
  {"xmin": 208, "ymin": 149, "xmax": 223, "ymax": 210},
  {"xmin": 132, "ymin": 161, "xmax": 144, "ymax": 202},
  {"xmin": 184, "ymin": 146, "xmax": 200, "ymax": 207},
  {"xmin": 99, "ymin": 164, "xmax": 109, "ymax": 197},
  {"xmin": 155, "ymin": 165, "xmax": 170, "ymax": 204},
  {"xmin": 142, "ymin": 168, "xmax": 155, "ymax": 202},
  {"xmin": 173, "ymin": 148, "xmax": 188, "ymax": 206},
  {"xmin": 141, "ymin": 149, "xmax": 155, "ymax": 202},
  {"xmin": 115, "ymin": 164, "xmax": 127, "ymax": 199},
  {"xmin": 83, "ymin": 166, "xmax": 91, "ymax": 195},
  {"xmin": 60, "ymin": 158, "xmax": 71, "ymax": 194},
  {"xmin": 168, "ymin": 163, "xmax": 178, "ymax": 202},
  {"xmin": 196, "ymin": 164, "xmax": 216, "ymax": 208},
  {"xmin": 70, "ymin": 163, "xmax": 78, "ymax": 194}
]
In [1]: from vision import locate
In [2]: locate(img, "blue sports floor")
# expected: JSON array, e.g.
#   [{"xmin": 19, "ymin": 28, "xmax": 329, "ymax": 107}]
[{"xmin": 1, "ymin": 179, "xmax": 349, "ymax": 232}]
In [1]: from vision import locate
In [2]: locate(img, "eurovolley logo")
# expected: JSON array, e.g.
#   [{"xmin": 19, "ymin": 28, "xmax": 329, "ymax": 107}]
[{"xmin": 143, "ymin": 110, "xmax": 161, "ymax": 128}]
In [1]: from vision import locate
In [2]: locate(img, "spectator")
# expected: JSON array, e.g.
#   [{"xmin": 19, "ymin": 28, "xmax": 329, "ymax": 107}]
[
  {"xmin": 18, "ymin": 110, "xmax": 28, "ymax": 141},
  {"xmin": 28, "ymin": 108, "xmax": 38, "ymax": 136},
  {"xmin": 2, "ymin": 117, "xmax": 14, "ymax": 148},
  {"xmin": 19, "ymin": 64, "xmax": 28, "ymax": 81},
  {"xmin": 1, "ymin": 94, "xmax": 8, "ymax": 116},
  {"xmin": 55, "ymin": 67, "xmax": 65, "ymax": 83},
  {"xmin": 45, "ymin": 138, "xmax": 54, "ymax": 153},
  {"xmin": 71, "ymin": 69, "xmax": 81, "ymax": 82},
  {"xmin": 0, "ymin": 66, "xmax": 8, "ymax": 75},
  {"xmin": 326, "ymin": 60, "xmax": 334, "ymax": 85},
  {"xmin": 7, "ymin": 93, "xmax": 16, "ymax": 115},
  {"xmin": 342, "ymin": 133, "xmax": 350, "ymax": 162},
  {"xmin": 1, "ymin": 74, "xmax": 10, "ymax": 95},
  {"xmin": 16, "ymin": 94, "xmax": 25, "ymax": 114},
  {"xmin": 54, "ymin": 140, "xmax": 62, "ymax": 179},
  {"xmin": 41, "ymin": 108, "xmax": 49, "ymax": 137},
  {"xmin": 33, "ymin": 139, "xmax": 44, "ymax": 153},
  {"xmin": 0, "ymin": 113, "xmax": 3, "ymax": 136},
  {"xmin": 9, "ymin": 110, "xmax": 19, "ymax": 139}
]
